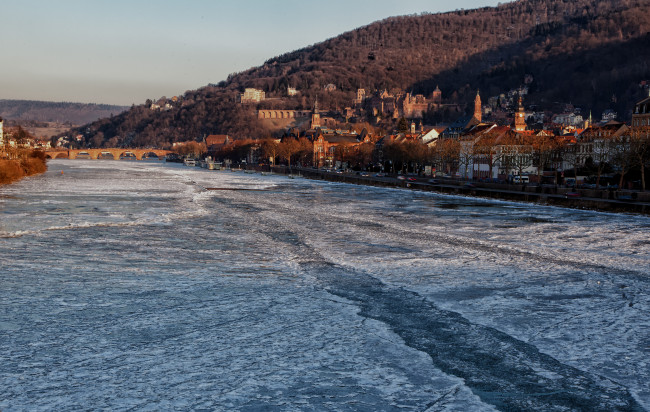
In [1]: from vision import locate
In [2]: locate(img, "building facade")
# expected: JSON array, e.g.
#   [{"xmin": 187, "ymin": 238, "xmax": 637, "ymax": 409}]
[
  {"xmin": 514, "ymin": 96, "xmax": 526, "ymax": 132},
  {"xmin": 401, "ymin": 93, "xmax": 429, "ymax": 118},
  {"xmin": 632, "ymin": 94, "xmax": 650, "ymax": 127},
  {"xmin": 238, "ymin": 88, "xmax": 265, "ymax": 104},
  {"xmin": 474, "ymin": 90, "xmax": 482, "ymax": 123}
]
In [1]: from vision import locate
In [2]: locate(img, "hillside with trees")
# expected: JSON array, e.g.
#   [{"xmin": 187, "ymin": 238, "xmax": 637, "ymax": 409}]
[
  {"xmin": 0, "ymin": 100, "xmax": 128, "ymax": 125},
  {"xmin": 67, "ymin": 0, "xmax": 650, "ymax": 148}
]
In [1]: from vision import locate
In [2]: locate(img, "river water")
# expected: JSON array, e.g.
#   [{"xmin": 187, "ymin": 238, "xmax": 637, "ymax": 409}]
[{"xmin": 1, "ymin": 160, "xmax": 648, "ymax": 411}]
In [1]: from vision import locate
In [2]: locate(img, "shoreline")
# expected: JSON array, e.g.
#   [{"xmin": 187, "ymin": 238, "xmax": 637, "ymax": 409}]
[
  {"xmin": 0, "ymin": 155, "xmax": 48, "ymax": 186},
  {"xmin": 265, "ymin": 165, "xmax": 650, "ymax": 215}
]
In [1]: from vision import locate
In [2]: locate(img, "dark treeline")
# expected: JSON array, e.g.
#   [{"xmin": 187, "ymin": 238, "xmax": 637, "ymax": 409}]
[
  {"xmin": 0, "ymin": 100, "xmax": 128, "ymax": 125},
  {"xmin": 66, "ymin": 0, "xmax": 650, "ymax": 148}
]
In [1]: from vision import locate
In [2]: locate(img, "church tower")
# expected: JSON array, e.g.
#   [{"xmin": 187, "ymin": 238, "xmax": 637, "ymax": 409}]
[
  {"xmin": 514, "ymin": 95, "xmax": 526, "ymax": 132},
  {"xmin": 310, "ymin": 99, "xmax": 321, "ymax": 129},
  {"xmin": 432, "ymin": 85, "xmax": 442, "ymax": 104},
  {"xmin": 474, "ymin": 90, "xmax": 482, "ymax": 122}
]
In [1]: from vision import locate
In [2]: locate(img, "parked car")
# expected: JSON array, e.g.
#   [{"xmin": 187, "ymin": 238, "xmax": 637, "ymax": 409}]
[
  {"xmin": 374, "ymin": 173, "xmax": 386, "ymax": 177},
  {"xmin": 397, "ymin": 175, "xmax": 406, "ymax": 180},
  {"xmin": 428, "ymin": 178, "xmax": 439, "ymax": 184},
  {"xmin": 407, "ymin": 177, "xmax": 417, "ymax": 182},
  {"xmin": 565, "ymin": 191, "xmax": 581, "ymax": 198}
]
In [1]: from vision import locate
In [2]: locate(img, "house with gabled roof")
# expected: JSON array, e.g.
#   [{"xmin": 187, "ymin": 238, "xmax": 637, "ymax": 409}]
[
  {"xmin": 312, "ymin": 129, "xmax": 369, "ymax": 169},
  {"xmin": 205, "ymin": 135, "xmax": 230, "ymax": 152},
  {"xmin": 576, "ymin": 121, "xmax": 628, "ymax": 166}
]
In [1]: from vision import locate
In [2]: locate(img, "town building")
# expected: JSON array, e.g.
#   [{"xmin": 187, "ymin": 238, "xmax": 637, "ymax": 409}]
[
  {"xmin": 0, "ymin": 116, "xmax": 4, "ymax": 147},
  {"xmin": 474, "ymin": 90, "xmax": 482, "ymax": 123},
  {"xmin": 312, "ymin": 129, "xmax": 368, "ymax": 169},
  {"xmin": 576, "ymin": 121, "xmax": 629, "ymax": 166},
  {"xmin": 421, "ymin": 126, "xmax": 448, "ymax": 146},
  {"xmin": 441, "ymin": 91, "xmax": 482, "ymax": 139},
  {"xmin": 310, "ymin": 100, "xmax": 321, "ymax": 129},
  {"xmin": 205, "ymin": 135, "xmax": 230, "ymax": 152},
  {"xmin": 601, "ymin": 109, "xmax": 618, "ymax": 122},
  {"xmin": 632, "ymin": 92, "xmax": 650, "ymax": 127},
  {"xmin": 237, "ymin": 88, "xmax": 265, "ymax": 104},
  {"xmin": 364, "ymin": 87, "xmax": 445, "ymax": 120},
  {"xmin": 551, "ymin": 112, "xmax": 585, "ymax": 128},
  {"xmin": 402, "ymin": 93, "xmax": 429, "ymax": 119},
  {"xmin": 431, "ymin": 86, "xmax": 442, "ymax": 105},
  {"xmin": 513, "ymin": 96, "xmax": 526, "ymax": 132},
  {"xmin": 355, "ymin": 89, "xmax": 366, "ymax": 105}
]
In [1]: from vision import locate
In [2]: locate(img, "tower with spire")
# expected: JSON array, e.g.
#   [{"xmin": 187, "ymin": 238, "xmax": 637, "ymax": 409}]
[
  {"xmin": 514, "ymin": 95, "xmax": 526, "ymax": 132},
  {"xmin": 474, "ymin": 90, "xmax": 482, "ymax": 122},
  {"xmin": 310, "ymin": 98, "xmax": 321, "ymax": 129}
]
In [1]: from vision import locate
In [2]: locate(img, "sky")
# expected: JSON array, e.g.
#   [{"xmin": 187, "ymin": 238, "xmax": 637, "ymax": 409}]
[{"xmin": 0, "ymin": 0, "xmax": 507, "ymax": 106}]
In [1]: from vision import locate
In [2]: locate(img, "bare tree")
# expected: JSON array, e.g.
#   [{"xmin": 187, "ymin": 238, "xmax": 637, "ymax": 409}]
[
  {"xmin": 532, "ymin": 135, "xmax": 560, "ymax": 183},
  {"xmin": 432, "ymin": 138, "xmax": 460, "ymax": 176},
  {"xmin": 260, "ymin": 139, "xmax": 279, "ymax": 165},
  {"xmin": 610, "ymin": 135, "xmax": 634, "ymax": 188},
  {"xmin": 278, "ymin": 138, "xmax": 300, "ymax": 168},
  {"xmin": 629, "ymin": 126, "xmax": 650, "ymax": 190}
]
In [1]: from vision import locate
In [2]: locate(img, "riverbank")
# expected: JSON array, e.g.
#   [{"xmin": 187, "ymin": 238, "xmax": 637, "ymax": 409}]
[
  {"xmin": 0, "ymin": 151, "xmax": 48, "ymax": 186},
  {"xmin": 263, "ymin": 165, "xmax": 650, "ymax": 215}
]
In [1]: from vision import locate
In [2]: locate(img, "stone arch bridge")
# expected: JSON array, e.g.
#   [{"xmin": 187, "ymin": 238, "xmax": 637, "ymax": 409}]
[
  {"xmin": 45, "ymin": 148, "xmax": 172, "ymax": 160},
  {"xmin": 257, "ymin": 109, "xmax": 311, "ymax": 120}
]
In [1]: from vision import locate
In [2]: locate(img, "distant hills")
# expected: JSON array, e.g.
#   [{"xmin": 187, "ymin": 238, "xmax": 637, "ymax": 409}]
[
  {"xmin": 0, "ymin": 100, "xmax": 128, "ymax": 125},
  {"xmin": 69, "ymin": 0, "xmax": 650, "ymax": 148}
]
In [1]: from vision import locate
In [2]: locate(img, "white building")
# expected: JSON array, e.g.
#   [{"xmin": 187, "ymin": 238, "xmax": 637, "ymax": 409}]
[
  {"xmin": 552, "ymin": 113, "xmax": 584, "ymax": 127},
  {"xmin": 421, "ymin": 126, "xmax": 447, "ymax": 146},
  {"xmin": 238, "ymin": 88, "xmax": 266, "ymax": 104},
  {"xmin": 601, "ymin": 109, "xmax": 617, "ymax": 122}
]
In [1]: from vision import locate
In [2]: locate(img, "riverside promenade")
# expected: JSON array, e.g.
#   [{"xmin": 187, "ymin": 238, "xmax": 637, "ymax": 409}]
[{"xmin": 264, "ymin": 166, "xmax": 650, "ymax": 215}]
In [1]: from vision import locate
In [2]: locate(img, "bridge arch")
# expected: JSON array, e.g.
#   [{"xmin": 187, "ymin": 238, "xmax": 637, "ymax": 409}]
[
  {"xmin": 45, "ymin": 148, "xmax": 172, "ymax": 161},
  {"xmin": 98, "ymin": 151, "xmax": 116, "ymax": 160},
  {"xmin": 141, "ymin": 151, "xmax": 163, "ymax": 159},
  {"xmin": 118, "ymin": 151, "xmax": 138, "ymax": 160}
]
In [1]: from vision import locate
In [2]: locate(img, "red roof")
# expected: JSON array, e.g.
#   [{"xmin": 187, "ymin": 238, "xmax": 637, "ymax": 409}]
[{"xmin": 205, "ymin": 135, "xmax": 229, "ymax": 146}]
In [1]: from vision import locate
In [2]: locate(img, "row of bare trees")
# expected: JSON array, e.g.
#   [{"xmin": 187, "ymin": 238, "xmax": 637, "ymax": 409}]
[{"xmin": 190, "ymin": 126, "xmax": 650, "ymax": 190}]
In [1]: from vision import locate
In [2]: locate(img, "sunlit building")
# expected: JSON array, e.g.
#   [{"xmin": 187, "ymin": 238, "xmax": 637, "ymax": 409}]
[{"xmin": 237, "ymin": 88, "xmax": 265, "ymax": 104}]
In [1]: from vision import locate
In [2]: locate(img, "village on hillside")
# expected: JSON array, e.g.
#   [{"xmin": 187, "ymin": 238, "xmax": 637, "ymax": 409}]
[
  {"xmin": 201, "ymin": 80, "xmax": 650, "ymax": 191},
  {"xmin": 4, "ymin": 78, "xmax": 650, "ymax": 191}
]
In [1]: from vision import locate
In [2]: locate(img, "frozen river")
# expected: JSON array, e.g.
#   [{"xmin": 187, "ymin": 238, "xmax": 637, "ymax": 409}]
[{"xmin": 1, "ymin": 160, "xmax": 648, "ymax": 411}]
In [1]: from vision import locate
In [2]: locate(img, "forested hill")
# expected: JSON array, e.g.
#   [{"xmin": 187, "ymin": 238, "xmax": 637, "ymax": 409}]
[
  {"xmin": 75, "ymin": 0, "xmax": 650, "ymax": 148},
  {"xmin": 0, "ymin": 100, "xmax": 128, "ymax": 125}
]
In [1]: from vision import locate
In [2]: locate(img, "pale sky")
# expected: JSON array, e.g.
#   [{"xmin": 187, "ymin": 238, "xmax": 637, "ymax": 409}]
[{"xmin": 0, "ymin": 0, "xmax": 507, "ymax": 105}]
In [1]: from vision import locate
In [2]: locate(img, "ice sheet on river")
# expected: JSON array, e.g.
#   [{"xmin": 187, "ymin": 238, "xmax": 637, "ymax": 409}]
[{"xmin": 1, "ymin": 160, "xmax": 648, "ymax": 411}]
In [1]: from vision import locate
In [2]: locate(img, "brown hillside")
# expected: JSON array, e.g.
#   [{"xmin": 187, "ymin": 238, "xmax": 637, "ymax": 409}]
[{"xmin": 70, "ymin": 0, "xmax": 650, "ymax": 147}]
